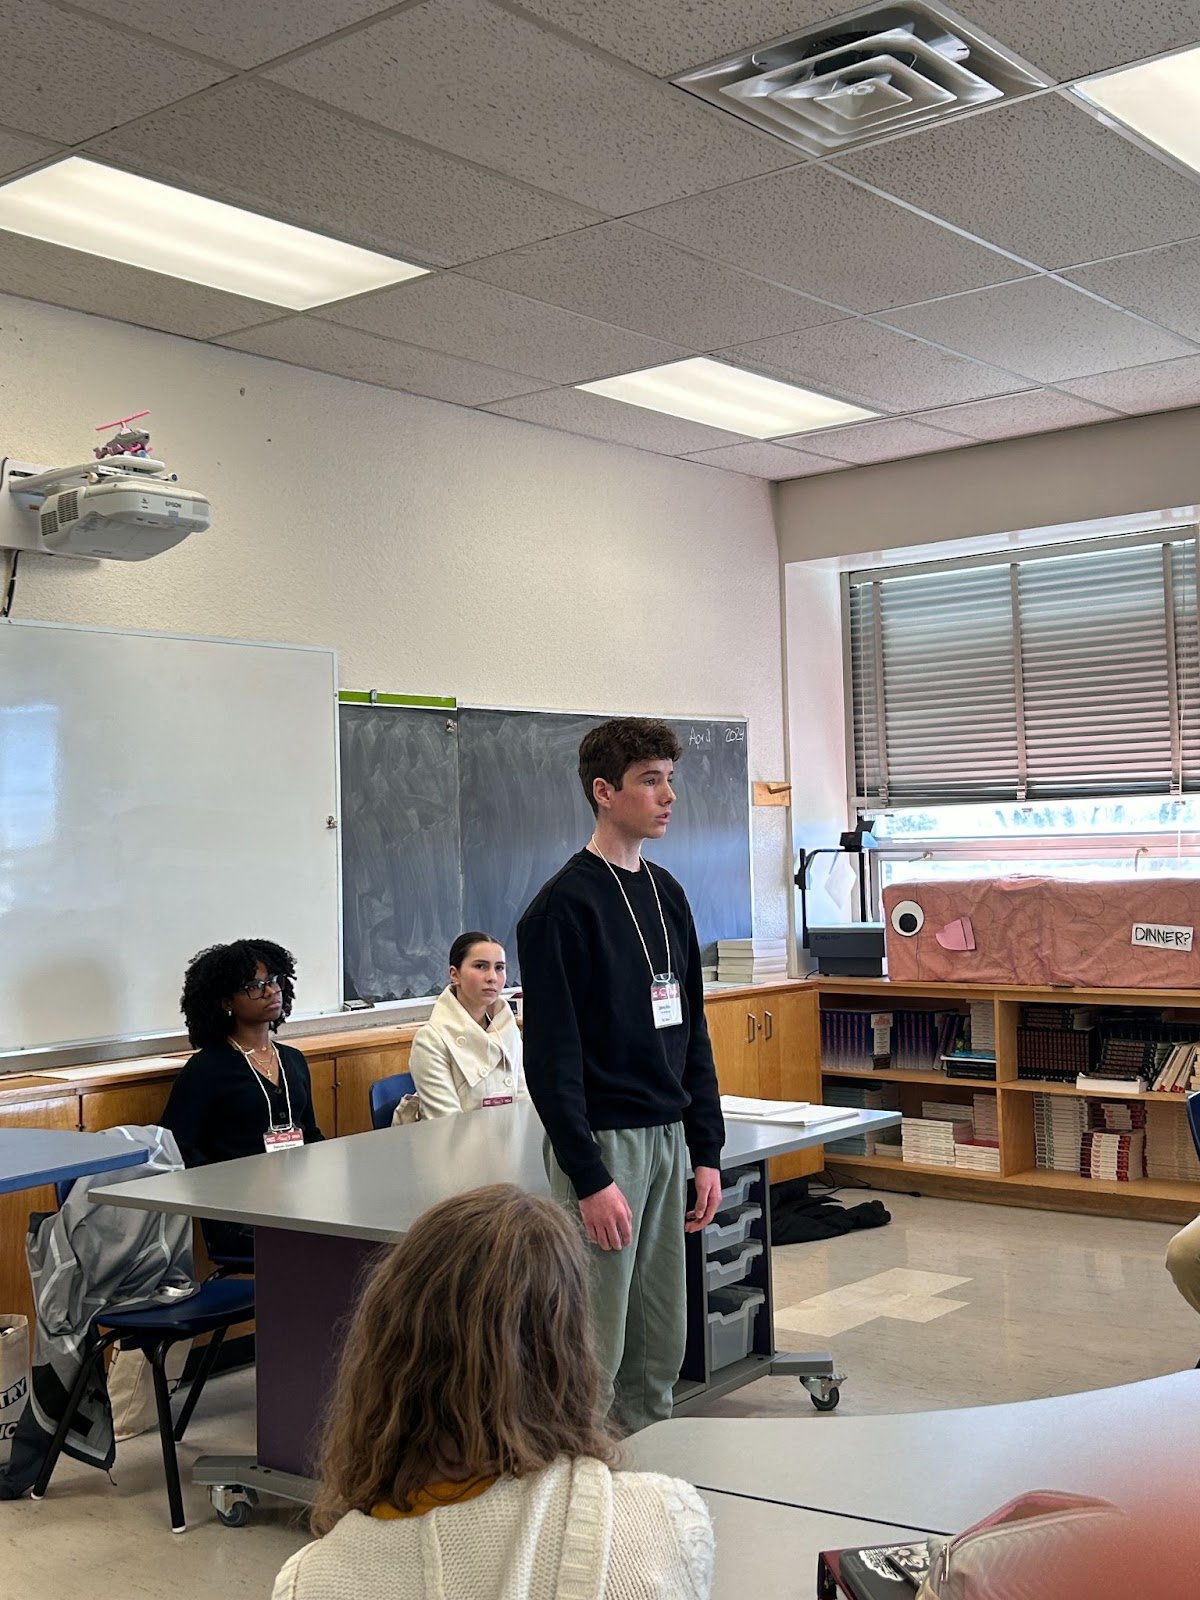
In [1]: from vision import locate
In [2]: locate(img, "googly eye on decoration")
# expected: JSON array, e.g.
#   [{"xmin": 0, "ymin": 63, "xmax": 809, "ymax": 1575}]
[{"xmin": 890, "ymin": 900, "xmax": 925, "ymax": 937}]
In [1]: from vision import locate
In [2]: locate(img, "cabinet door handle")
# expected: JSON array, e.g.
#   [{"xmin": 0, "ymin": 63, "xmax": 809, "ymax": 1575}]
[
  {"xmin": 764, "ymin": 1010, "xmax": 774, "ymax": 1040},
  {"xmin": 746, "ymin": 1011, "xmax": 757, "ymax": 1044}
]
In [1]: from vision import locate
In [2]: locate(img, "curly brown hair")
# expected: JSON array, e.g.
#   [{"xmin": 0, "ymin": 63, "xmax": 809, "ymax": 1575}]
[
  {"xmin": 311, "ymin": 1185, "xmax": 619, "ymax": 1532},
  {"xmin": 578, "ymin": 717, "xmax": 682, "ymax": 816}
]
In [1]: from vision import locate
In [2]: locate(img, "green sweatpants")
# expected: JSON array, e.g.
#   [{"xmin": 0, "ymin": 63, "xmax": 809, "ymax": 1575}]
[{"xmin": 546, "ymin": 1122, "xmax": 687, "ymax": 1434}]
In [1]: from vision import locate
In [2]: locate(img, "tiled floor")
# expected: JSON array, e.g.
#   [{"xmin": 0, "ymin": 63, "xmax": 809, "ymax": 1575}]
[{"xmin": 3, "ymin": 1193, "xmax": 1196, "ymax": 1598}]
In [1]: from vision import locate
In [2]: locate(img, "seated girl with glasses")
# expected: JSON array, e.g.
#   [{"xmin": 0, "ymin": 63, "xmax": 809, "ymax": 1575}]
[
  {"xmin": 161, "ymin": 939, "xmax": 325, "ymax": 1257},
  {"xmin": 400, "ymin": 931, "xmax": 526, "ymax": 1121},
  {"xmin": 273, "ymin": 1183, "xmax": 713, "ymax": 1600}
]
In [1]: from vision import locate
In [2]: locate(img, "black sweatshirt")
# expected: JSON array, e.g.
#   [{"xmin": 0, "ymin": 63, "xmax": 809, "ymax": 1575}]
[
  {"xmin": 517, "ymin": 849, "xmax": 725, "ymax": 1199},
  {"xmin": 160, "ymin": 1041, "xmax": 324, "ymax": 1168}
]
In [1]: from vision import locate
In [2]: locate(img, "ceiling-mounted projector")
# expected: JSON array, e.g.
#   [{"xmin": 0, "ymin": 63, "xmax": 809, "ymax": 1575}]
[{"xmin": 1, "ymin": 455, "xmax": 210, "ymax": 561}]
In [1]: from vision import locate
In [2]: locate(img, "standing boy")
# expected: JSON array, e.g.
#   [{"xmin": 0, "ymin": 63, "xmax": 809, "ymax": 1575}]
[{"xmin": 517, "ymin": 717, "xmax": 725, "ymax": 1430}]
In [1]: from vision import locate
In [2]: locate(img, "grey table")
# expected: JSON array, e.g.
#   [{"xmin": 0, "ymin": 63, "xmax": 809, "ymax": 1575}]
[
  {"xmin": 0, "ymin": 1127, "xmax": 149, "ymax": 1195},
  {"xmin": 626, "ymin": 1372, "xmax": 1200, "ymax": 1534},
  {"xmin": 92, "ymin": 1101, "xmax": 900, "ymax": 1515}
]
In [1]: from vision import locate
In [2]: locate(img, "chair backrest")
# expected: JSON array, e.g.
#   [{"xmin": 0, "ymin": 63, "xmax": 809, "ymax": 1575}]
[
  {"xmin": 370, "ymin": 1071, "xmax": 417, "ymax": 1130},
  {"xmin": 1188, "ymin": 1092, "xmax": 1200, "ymax": 1165}
]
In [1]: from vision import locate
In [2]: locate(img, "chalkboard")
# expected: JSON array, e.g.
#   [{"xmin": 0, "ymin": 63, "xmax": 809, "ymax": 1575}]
[
  {"xmin": 339, "ymin": 704, "xmax": 751, "ymax": 1000},
  {"xmin": 339, "ymin": 705, "xmax": 462, "ymax": 1001}
]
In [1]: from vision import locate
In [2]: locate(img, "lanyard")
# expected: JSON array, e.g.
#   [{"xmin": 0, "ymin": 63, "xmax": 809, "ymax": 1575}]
[
  {"xmin": 235, "ymin": 1041, "xmax": 295, "ymax": 1129},
  {"xmin": 591, "ymin": 838, "xmax": 672, "ymax": 978}
]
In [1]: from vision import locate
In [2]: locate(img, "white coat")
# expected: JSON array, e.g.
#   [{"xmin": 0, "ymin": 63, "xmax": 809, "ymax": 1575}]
[{"xmin": 403, "ymin": 986, "xmax": 526, "ymax": 1119}]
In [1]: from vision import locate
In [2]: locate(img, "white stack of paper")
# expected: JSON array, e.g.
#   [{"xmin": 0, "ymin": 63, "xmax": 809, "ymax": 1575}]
[
  {"xmin": 972, "ymin": 1093, "xmax": 999, "ymax": 1147},
  {"xmin": 955, "ymin": 1144, "xmax": 1002, "ymax": 1173},
  {"xmin": 717, "ymin": 938, "xmax": 789, "ymax": 984},
  {"xmin": 901, "ymin": 1116, "xmax": 968, "ymax": 1167},
  {"xmin": 719, "ymin": 1095, "xmax": 855, "ymax": 1127}
]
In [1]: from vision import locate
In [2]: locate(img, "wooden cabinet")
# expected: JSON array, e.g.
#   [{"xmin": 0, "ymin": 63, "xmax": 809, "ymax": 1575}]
[
  {"xmin": 308, "ymin": 1056, "xmax": 336, "ymax": 1139},
  {"xmin": 81, "ymin": 1079, "xmax": 173, "ymax": 1132},
  {"xmin": 334, "ymin": 1044, "xmax": 413, "ymax": 1136},
  {"xmin": 704, "ymin": 986, "xmax": 823, "ymax": 1182}
]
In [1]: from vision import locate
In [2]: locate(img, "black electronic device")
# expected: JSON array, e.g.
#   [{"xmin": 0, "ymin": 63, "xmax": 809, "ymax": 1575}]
[{"xmin": 807, "ymin": 923, "xmax": 886, "ymax": 978}]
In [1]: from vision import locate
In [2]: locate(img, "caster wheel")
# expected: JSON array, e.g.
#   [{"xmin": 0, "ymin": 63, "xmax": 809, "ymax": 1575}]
[
  {"xmin": 216, "ymin": 1499, "xmax": 252, "ymax": 1527},
  {"xmin": 810, "ymin": 1386, "xmax": 840, "ymax": 1412}
]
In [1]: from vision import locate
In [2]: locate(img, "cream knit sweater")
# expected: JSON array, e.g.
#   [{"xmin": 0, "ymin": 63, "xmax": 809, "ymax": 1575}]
[{"xmin": 272, "ymin": 1457, "xmax": 713, "ymax": 1600}]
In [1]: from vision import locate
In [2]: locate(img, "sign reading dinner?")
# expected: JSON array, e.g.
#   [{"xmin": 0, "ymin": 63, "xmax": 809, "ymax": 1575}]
[{"xmin": 1131, "ymin": 923, "xmax": 1194, "ymax": 952}]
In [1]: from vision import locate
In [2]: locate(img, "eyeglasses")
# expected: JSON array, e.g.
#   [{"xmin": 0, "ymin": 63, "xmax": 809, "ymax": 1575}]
[{"xmin": 241, "ymin": 974, "xmax": 283, "ymax": 998}]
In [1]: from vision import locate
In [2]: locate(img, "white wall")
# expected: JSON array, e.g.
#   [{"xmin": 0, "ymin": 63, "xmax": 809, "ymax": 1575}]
[{"xmin": 0, "ymin": 294, "xmax": 789, "ymax": 939}]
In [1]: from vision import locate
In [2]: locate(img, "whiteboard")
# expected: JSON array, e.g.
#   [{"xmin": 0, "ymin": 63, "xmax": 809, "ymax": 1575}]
[{"xmin": 0, "ymin": 620, "xmax": 341, "ymax": 1051}]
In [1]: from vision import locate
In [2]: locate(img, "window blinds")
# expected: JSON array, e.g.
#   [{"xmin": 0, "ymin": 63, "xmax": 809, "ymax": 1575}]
[{"xmin": 848, "ymin": 534, "xmax": 1199, "ymax": 807}]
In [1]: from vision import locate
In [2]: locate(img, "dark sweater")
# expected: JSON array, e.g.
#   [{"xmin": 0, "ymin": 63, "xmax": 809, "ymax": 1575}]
[
  {"xmin": 517, "ymin": 849, "xmax": 724, "ymax": 1199},
  {"xmin": 160, "ymin": 1041, "xmax": 324, "ymax": 1169}
]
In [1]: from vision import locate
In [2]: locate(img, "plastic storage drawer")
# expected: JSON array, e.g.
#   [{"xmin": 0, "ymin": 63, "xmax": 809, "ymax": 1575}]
[
  {"xmin": 707, "ymin": 1285, "xmax": 765, "ymax": 1370},
  {"xmin": 716, "ymin": 1167, "xmax": 759, "ymax": 1212},
  {"xmin": 704, "ymin": 1202, "xmax": 762, "ymax": 1252},
  {"xmin": 704, "ymin": 1238, "xmax": 763, "ymax": 1291}
]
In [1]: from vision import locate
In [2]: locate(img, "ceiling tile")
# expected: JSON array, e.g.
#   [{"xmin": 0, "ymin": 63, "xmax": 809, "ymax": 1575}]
[
  {"xmin": 0, "ymin": 230, "xmax": 285, "ymax": 339},
  {"xmin": 267, "ymin": 0, "xmax": 793, "ymax": 214},
  {"xmin": 683, "ymin": 440, "xmax": 848, "ymax": 479},
  {"xmin": 837, "ymin": 94, "xmax": 1200, "ymax": 272},
  {"xmin": 1063, "ymin": 240, "xmax": 1200, "ymax": 345},
  {"xmin": 632, "ymin": 165, "xmax": 1025, "ymax": 313},
  {"xmin": 790, "ymin": 417, "xmax": 970, "ymax": 465},
  {"xmin": 720, "ymin": 320, "xmax": 1025, "ymax": 412},
  {"xmin": 507, "ymin": 1, "xmax": 839, "ymax": 76},
  {"xmin": 459, "ymin": 222, "xmax": 845, "ymax": 349},
  {"xmin": 322, "ymin": 274, "xmax": 687, "ymax": 383},
  {"xmin": 94, "ymin": 81, "xmax": 598, "ymax": 269},
  {"xmin": 218, "ymin": 318, "xmax": 544, "ymax": 405},
  {"xmin": 73, "ymin": 1, "xmax": 394, "ymax": 69},
  {"xmin": 919, "ymin": 388, "xmax": 1121, "ymax": 441},
  {"xmin": 954, "ymin": 1, "xmax": 1200, "ymax": 82},
  {"xmin": 0, "ymin": 127, "xmax": 58, "ymax": 179},
  {"xmin": 882, "ymin": 277, "xmax": 1198, "ymax": 383},
  {"xmin": 481, "ymin": 385, "xmax": 751, "ymax": 455},
  {"xmin": 0, "ymin": 0, "xmax": 226, "ymax": 143},
  {"xmin": 1059, "ymin": 356, "xmax": 1200, "ymax": 415}
]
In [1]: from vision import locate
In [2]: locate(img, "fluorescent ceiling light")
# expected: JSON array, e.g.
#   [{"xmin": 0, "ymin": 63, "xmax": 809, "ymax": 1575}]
[
  {"xmin": 0, "ymin": 157, "xmax": 428, "ymax": 310},
  {"xmin": 1074, "ymin": 45, "xmax": 1200, "ymax": 175},
  {"xmin": 578, "ymin": 357, "xmax": 876, "ymax": 438}
]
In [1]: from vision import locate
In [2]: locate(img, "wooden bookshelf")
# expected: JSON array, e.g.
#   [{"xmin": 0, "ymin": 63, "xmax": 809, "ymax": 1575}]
[{"xmin": 815, "ymin": 978, "xmax": 1200, "ymax": 1223}]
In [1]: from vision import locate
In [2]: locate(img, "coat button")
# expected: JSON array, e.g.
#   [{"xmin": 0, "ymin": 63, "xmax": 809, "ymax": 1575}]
[
  {"xmin": 456, "ymin": 1037, "xmax": 467, "ymax": 1046},
  {"xmin": 504, "ymin": 1075, "xmax": 513, "ymax": 1086}
]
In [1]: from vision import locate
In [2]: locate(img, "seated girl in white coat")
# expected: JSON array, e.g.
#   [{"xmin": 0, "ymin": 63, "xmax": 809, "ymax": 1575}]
[
  {"xmin": 402, "ymin": 931, "xmax": 525, "ymax": 1119},
  {"xmin": 272, "ymin": 1184, "xmax": 714, "ymax": 1600}
]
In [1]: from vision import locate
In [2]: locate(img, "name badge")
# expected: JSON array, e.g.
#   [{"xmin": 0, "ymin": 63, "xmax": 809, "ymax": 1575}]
[
  {"xmin": 651, "ymin": 974, "xmax": 683, "ymax": 1030},
  {"xmin": 482, "ymin": 1095, "xmax": 514, "ymax": 1107},
  {"xmin": 263, "ymin": 1125, "xmax": 303, "ymax": 1154}
]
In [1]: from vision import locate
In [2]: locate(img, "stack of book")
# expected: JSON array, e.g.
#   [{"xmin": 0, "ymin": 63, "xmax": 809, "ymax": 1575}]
[
  {"xmin": 1091, "ymin": 1100, "xmax": 1146, "ymax": 1134},
  {"xmin": 1033, "ymin": 1093, "xmax": 1089, "ymax": 1172},
  {"xmin": 1017, "ymin": 1006, "xmax": 1096, "ymax": 1081},
  {"xmin": 1081, "ymin": 1127, "xmax": 1145, "ymax": 1182},
  {"xmin": 821, "ymin": 1009, "xmax": 879, "ymax": 1072},
  {"xmin": 922, "ymin": 1100, "xmax": 975, "ymax": 1130},
  {"xmin": 901, "ymin": 1113, "xmax": 971, "ymax": 1167},
  {"xmin": 1146, "ymin": 1102, "xmax": 1200, "ymax": 1181},
  {"xmin": 717, "ymin": 939, "xmax": 788, "ymax": 983},
  {"xmin": 1148, "ymin": 1041, "xmax": 1200, "ymax": 1093},
  {"xmin": 823, "ymin": 1081, "xmax": 901, "ymax": 1156},
  {"xmin": 955, "ymin": 1143, "xmax": 1002, "ymax": 1173},
  {"xmin": 972, "ymin": 1092, "xmax": 999, "ymax": 1146},
  {"xmin": 1077, "ymin": 1036, "xmax": 1158, "ymax": 1093},
  {"xmin": 891, "ymin": 1010, "xmax": 943, "ymax": 1072},
  {"xmin": 968, "ymin": 1000, "xmax": 996, "ymax": 1056}
]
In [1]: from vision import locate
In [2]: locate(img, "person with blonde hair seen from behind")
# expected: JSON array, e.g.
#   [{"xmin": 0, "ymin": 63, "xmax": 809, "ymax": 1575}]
[
  {"xmin": 400, "ymin": 932, "xmax": 525, "ymax": 1120},
  {"xmin": 271, "ymin": 1184, "xmax": 713, "ymax": 1600}
]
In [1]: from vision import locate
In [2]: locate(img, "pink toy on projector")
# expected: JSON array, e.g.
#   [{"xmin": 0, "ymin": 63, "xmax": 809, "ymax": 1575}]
[{"xmin": 882, "ymin": 877, "xmax": 1200, "ymax": 989}]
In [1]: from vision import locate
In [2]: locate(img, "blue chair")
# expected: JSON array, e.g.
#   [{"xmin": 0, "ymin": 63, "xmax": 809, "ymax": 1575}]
[
  {"xmin": 31, "ymin": 1182, "xmax": 255, "ymax": 1532},
  {"xmin": 370, "ymin": 1071, "xmax": 416, "ymax": 1130}
]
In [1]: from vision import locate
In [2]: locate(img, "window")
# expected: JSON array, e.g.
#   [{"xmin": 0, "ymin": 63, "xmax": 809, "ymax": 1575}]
[{"xmin": 848, "ymin": 532, "xmax": 1200, "ymax": 809}]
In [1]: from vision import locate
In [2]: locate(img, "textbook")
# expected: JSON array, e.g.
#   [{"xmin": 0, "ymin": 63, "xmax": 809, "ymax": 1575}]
[{"xmin": 719, "ymin": 1096, "xmax": 856, "ymax": 1127}]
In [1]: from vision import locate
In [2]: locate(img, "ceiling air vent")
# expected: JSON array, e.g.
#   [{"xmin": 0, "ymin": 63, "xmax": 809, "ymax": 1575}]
[{"xmin": 673, "ymin": 3, "xmax": 1048, "ymax": 157}]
